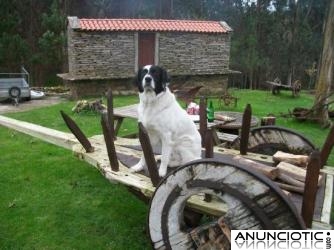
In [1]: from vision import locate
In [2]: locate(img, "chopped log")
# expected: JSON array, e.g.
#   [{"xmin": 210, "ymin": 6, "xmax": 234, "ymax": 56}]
[
  {"xmin": 277, "ymin": 162, "xmax": 306, "ymax": 182},
  {"xmin": 275, "ymin": 182, "xmax": 304, "ymax": 194},
  {"xmin": 231, "ymin": 155, "xmax": 278, "ymax": 180},
  {"xmin": 279, "ymin": 173, "xmax": 305, "ymax": 188},
  {"xmin": 277, "ymin": 161, "xmax": 323, "ymax": 187},
  {"xmin": 273, "ymin": 151, "xmax": 309, "ymax": 167}
]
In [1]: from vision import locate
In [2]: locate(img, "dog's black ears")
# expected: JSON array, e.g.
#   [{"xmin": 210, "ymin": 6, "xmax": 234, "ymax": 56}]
[
  {"xmin": 161, "ymin": 68, "xmax": 170, "ymax": 87},
  {"xmin": 134, "ymin": 68, "xmax": 144, "ymax": 93}
]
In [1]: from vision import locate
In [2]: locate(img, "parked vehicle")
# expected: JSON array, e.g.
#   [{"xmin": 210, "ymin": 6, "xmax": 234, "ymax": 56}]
[{"xmin": 0, "ymin": 67, "xmax": 31, "ymax": 102}]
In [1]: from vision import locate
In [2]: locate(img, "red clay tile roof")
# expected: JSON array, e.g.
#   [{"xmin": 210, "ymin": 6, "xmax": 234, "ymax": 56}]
[{"xmin": 76, "ymin": 18, "xmax": 231, "ymax": 33}]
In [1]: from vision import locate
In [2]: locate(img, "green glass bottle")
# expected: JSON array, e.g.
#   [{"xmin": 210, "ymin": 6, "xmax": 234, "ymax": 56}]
[{"xmin": 207, "ymin": 101, "xmax": 214, "ymax": 122}]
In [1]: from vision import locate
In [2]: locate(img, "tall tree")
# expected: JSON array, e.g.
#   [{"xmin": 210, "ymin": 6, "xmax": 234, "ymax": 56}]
[
  {"xmin": 313, "ymin": 0, "xmax": 334, "ymax": 126},
  {"xmin": 37, "ymin": 0, "xmax": 66, "ymax": 85},
  {"xmin": 0, "ymin": 0, "xmax": 29, "ymax": 71}
]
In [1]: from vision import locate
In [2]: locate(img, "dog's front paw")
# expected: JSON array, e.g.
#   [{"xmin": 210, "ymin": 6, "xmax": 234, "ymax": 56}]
[
  {"xmin": 159, "ymin": 166, "xmax": 167, "ymax": 177},
  {"xmin": 130, "ymin": 163, "xmax": 144, "ymax": 173}
]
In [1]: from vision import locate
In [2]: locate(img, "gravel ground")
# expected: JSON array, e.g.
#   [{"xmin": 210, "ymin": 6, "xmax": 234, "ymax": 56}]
[{"xmin": 0, "ymin": 96, "xmax": 65, "ymax": 114}]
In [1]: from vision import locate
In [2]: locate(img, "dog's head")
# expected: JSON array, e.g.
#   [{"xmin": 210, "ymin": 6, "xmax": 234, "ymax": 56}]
[{"xmin": 135, "ymin": 65, "xmax": 170, "ymax": 95}]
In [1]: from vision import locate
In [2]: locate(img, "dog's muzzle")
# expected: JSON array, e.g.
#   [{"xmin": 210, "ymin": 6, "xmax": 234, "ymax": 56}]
[{"xmin": 144, "ymin": 76, "xmax": 154, "ymax": 89}]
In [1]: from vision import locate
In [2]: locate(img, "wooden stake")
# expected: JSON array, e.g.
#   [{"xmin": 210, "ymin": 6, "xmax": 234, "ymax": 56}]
[
  {"xmin": 240, "ymin": 104, "xmax": 251, "ymax": 155},
  {"xmin": 199, "ymin": 96, "xmax": 207, "ymax": 147},
  {"xmin": 138, "ymin": 122, "xmax": 160, "ymax": 187},
  {"xmin": 101, "ymin": 113, "xmax": 119, "ymax": 171},
  {"xmin": 301, "ymin": 150, "xmax": 321, "ymax": 228}
]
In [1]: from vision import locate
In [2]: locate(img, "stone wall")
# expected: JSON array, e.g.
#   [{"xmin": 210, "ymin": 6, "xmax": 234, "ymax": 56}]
[
  {"xmin": 64, "ymin": 78, "xmax": 137, "ymax": 99},
  {"xmin": 159, "ymin": 32, "xmax": 231, "ymax": 75},
  {"xmin": 64, "ymin": 74, "xmax": 227, "ymax": 99},
  {"xmin": 65, "ymin": 27, "xmax": 231, "ymax": 98},
  {"xmin": 68, "ymin": 30, "xmax": 136, "ymax": 79}
]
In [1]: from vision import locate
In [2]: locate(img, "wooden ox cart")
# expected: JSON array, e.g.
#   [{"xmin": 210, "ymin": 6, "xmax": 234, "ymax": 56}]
[
  {"xmin": 266, "ymin": 78, "xmax": 302, "ymax": 97},
  {"xmin": 0, "ymin": 90, "xmax": 333, "ymax": 249}
]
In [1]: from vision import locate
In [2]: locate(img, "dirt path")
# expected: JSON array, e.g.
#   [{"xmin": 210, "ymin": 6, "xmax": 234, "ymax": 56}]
[{"xmin": 0, "ymin": 96, "xmax": 65, "ymax": 114}]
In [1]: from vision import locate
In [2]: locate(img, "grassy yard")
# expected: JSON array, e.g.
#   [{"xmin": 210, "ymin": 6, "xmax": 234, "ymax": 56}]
[{"xmin": 0, "ymin": 89, "xmax": 333, "ymax": 249}]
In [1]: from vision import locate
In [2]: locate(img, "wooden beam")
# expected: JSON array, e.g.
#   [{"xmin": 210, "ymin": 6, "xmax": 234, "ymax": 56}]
[{"xmin": 0, "ymin": 115, "xmax": 77, "ymax": 150}]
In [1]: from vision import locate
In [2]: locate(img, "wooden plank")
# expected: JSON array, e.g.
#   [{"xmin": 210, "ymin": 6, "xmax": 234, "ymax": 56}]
[
  {"xmin": 320, "ymin": 124, "xmax": 334, "ymax": 166},
  {"xmin": 321, "ymin": 174, "xmax": 333, "ymax": 224},
  {"xmin": 0, "ymin": 115, "xmax": 77, "ymax": 150}
]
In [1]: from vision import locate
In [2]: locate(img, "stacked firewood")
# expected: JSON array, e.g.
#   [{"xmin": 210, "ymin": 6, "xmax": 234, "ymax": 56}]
[
  {"xmin": 72, "ymin": 99, "xmax": 106, "ymax": 114},
  {"xmin": 273, "ymin": 151, "xmax": 323, "ymax": 194},
  {"xmin": 231, "ymin": 151, "xmax": 322, "ymax": 194}
]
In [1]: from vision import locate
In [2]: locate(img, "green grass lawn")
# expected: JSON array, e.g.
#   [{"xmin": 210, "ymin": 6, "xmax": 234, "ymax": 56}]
[{"xmin": 0, "ymin": 89, "xmax": 333, "ymax": 249}]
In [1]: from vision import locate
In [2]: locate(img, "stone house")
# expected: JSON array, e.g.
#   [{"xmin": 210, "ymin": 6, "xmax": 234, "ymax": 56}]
[{"xmin": 58, "ymin": 17, "xmax": 233, "ymax": 98}]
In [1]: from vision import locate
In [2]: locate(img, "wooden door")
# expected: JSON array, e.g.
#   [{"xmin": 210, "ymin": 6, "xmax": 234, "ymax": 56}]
[{"xmin": 138, "ymin": 33, "xmax": 155, "ymax": 67}]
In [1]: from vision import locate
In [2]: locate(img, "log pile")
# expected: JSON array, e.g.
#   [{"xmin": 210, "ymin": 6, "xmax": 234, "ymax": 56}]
[
  {"xmin": 231, "ymin": 150, "xmax": 323, "ymax": 194},
  {"xmin": 272, "ymin": 151, "xmax": 323, "ymax": 194},
  {"xmin": 72, "ymin": 99, "xmax": 106, "ymax": 114}
]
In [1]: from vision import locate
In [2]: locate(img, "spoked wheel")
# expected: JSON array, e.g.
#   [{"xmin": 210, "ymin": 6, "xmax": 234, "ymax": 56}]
[
  {"xmin": 148, "ymin": 159, "xmax": 305, "ymax": 250},
  {"xmin": 231, "ymin": 126, "xmax": 315, "ymax": 155},
  {"xmin": 292, "ymin": 80, "xmax": 301, "ymax": 97}
]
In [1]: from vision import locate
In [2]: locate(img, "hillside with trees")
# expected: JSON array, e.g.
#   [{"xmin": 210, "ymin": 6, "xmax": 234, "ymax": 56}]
[{"xmin": 0, "ymin": 0, "xmax": 330, "ymax": 89}]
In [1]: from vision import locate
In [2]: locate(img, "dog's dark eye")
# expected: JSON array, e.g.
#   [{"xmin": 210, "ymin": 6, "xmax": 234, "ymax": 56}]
[{"xmin": 143, "ymin": 69, "xmax": 148, "ymax": 74}]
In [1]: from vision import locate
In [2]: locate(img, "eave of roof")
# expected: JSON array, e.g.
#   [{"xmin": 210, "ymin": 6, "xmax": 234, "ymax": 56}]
[{"xmin": 68, "ymin": 16, "xmax": 232, "ymax": 34}]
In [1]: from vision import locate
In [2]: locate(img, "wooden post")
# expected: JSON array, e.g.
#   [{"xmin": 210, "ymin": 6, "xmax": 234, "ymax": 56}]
[
  {"xmin": 138, "ymin": 122, "xmax": 160, "ymax": 187},
  {"xmin": 320, "ymin": 125, "xmax": 334, "ymax": 167},
  {"xmin": 199, "ymin": 96, "xmax": 207, "ymax": 147},
  {"xmin": 101, "ymin": 113, "xmax": 119, "ymax": 172},
  {"xmin": 301, "ymin": 150, "xmax": 321, "ymax": 228},
  {"xmin": 106, "ymin": 88, "xmax": 116, "ymax": 140},
  {"xmin": 60, "ymin": 110, "xmax": 94, "ymax": 153},
  {"xmin": 204, "ymin": 129, "xmax": 214, "ymax": 158},
  {"xmin": 239, "ymin": 104, "xmax": 251, "ymax": 155}
]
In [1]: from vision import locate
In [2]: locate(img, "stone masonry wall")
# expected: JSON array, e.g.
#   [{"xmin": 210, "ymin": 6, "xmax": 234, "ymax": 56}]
[
  {"xmin": 159, "ymin": 32, "xmax": 231, "ymax": 75},
  {"xmin": 65, "ymin": 28, "xmax": 231, "ymax": 98},
  {"xmin": 68, "ymin": 30, "xmax": 136, "ymax": 79}
]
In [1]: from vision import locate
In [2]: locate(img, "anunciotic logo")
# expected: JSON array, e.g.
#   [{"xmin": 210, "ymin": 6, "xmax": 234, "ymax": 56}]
[{"xmin": 231, "ymin": 230, "xmax": 332, "ymax": 250}]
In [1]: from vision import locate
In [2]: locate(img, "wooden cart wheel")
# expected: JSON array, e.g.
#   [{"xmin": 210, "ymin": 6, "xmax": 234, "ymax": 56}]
[
  {"xmin": 148, "ymin": 159, "xmax": 305, "ymax": 249},
  {"xmin": 231, "ymin": 126, "xmax": 315, "ymax": 155},
  {"xmin": 292, "ymin": 80, "xmax": 301, "ymax": 97},
  {"xmin": 271, "ymin": 85, "xmax": 280, "ymax": 95}
]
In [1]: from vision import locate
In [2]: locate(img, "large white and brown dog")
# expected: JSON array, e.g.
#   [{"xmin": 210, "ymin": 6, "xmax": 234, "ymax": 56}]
[{"xmin": 131, "ymin": 65, "xmax": 202, "ymax": 177}]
